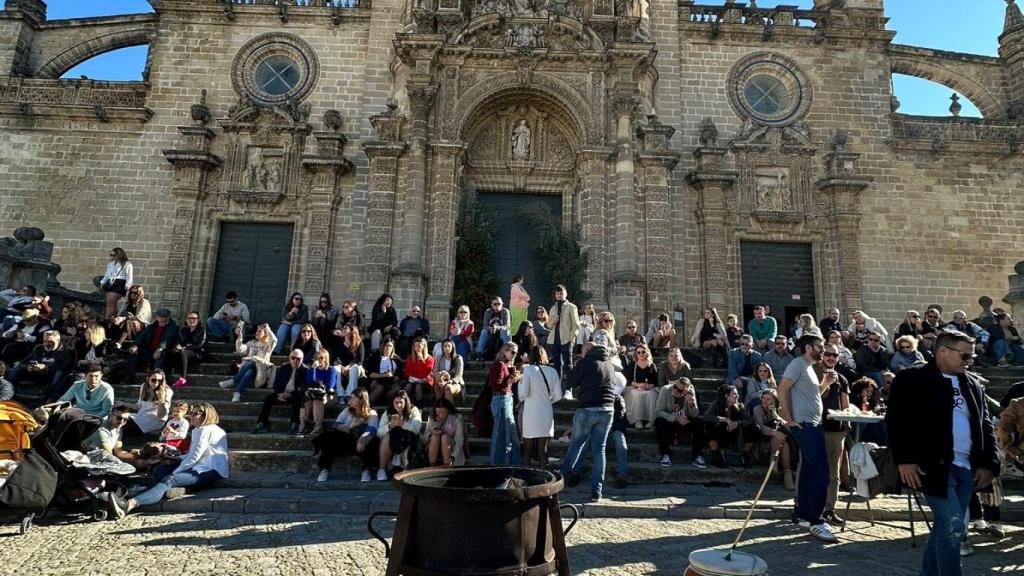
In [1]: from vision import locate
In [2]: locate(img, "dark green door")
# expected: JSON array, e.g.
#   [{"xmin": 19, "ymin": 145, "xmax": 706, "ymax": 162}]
[
  {"xmin": 476, "ymin": 192, "xmax": 562, "ymax": 309},
  {"xmin": 740, "ymin": 241, "xmax": 816, "ymax": 337},
  {"xmin": 209, "ymin": 223, "xmax": 294, "ymax": 327}
]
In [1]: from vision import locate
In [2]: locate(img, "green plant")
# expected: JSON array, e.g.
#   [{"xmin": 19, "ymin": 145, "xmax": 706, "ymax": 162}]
[
  {"xmin": 519, "ymin": 204, "xmax": 592, "ymax": 305},
  {"xmin": 450, "ymin": 209, "xmax": 500, "ymax": 328}
]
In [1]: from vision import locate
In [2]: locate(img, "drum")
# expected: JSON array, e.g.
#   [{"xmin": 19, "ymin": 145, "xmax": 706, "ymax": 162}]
[{"xmin": 684, "ymin": 548, "xmax": 768, "ymax": 576}]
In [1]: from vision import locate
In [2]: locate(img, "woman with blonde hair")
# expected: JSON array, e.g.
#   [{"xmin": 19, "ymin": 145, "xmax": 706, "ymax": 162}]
[
  {"xmin": 448, "ymin": 304, "xmax": 474, "ymax": 360},
  {"xmin": 219, "ymin": 321, "xmax": 278, "ymax": 403},
  {"xmin": 111, "ymin": 284, "xmax": 151, "ymax": 346},
  {"xmin": 301, "ymin": 348, "xmax": 338, "ymax": 436},
  {"xmin": 891, "ymin": 335, "xmax": 925, "ymax": 372},
  {"xmin": 623, "ymin": 343, "xmax": 659, "ymax": 428},
  {"xmin": 108, "ymin": 402, "xmax": 228, "ymax": 518},
  {"xmin": 795, "ymin": 313, "xmax": 822, "ymax": 338}
]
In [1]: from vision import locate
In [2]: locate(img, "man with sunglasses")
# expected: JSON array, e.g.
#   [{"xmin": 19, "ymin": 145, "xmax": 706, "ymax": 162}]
[
  {"xmin": 476, "ymin": 297, "xmax": 511, "ymax": 361},
  {"xmin": 815, "ymin": 343, "xmax": 851, "ymax": 525},
  {"xmin": 918, "ymin": 308, "xmax": 944, "ymax": 353},
  {"xmin": 59, "ymin": 364, "xmax": 114, "ymax": 418},
  {"xmin": 854, "ymin": 330, "xmax": 889, "ymax": 388},
  {"xmin": 7, "ymin": 329, "xmax": 71, "ymax": 401},
  {"xmin": 206, "ymin": 291, "xmax": 250, "ymax": 341},
  {"xmin": 887, "ymin": 330, "xmax": 999, "ymax": 576}
]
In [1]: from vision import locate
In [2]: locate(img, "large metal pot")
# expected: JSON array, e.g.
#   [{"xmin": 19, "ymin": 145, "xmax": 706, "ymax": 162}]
[{"xmin": 367, "ymin": 466, "xmax": 579, "ymax": 576}]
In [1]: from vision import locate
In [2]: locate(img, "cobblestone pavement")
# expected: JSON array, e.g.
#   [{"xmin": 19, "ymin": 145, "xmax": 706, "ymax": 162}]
[{"xmin": 0, "ymin": 513, "xmax": 1019, "ymax": 575}]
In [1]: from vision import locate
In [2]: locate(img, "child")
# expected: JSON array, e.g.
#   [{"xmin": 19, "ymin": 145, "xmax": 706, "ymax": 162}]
[{"xmin": 160, "ymin": 400, "xmax": 190, "ymax": 450}]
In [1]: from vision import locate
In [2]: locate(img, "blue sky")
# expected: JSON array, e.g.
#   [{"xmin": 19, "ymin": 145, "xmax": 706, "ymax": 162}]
[{"xmin": 52, "ymin": 0, "xmax": 1006, "ymax": 117}]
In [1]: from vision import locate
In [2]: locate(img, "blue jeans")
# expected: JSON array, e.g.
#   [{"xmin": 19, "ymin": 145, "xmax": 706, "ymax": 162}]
[
  {"xmin": 206, "ymin": 317, "xmax": 233, "ymax": 339},
  {"xmin": 609, "ymin": 430, "xmax": 628, "ymax": 478},
  {"xmin": 234, "ymin": 360, "xmax": 258, "ymax": 393},
  {"xmin": 560, "ymin": 407, "xmax": 614, "ymax": 497},
  {"xmin": 490, "ymin": 393, "xmax": 521, "ymax": 465},
  {"xmin": 548, "ymin": 342, "xmax": 573, "ymax": 380},
  {"xmin": 790, "ymin": 423, "xmax": 829, "ymax": 525},
  {"xmin": 8, "ymin": 365, "xmax": 67, "ymax": 400},
  {"xmin": 274, "ymin": 323, "xmax": 302, "ymax": 353},
  {"xmin": 134, "ymin": 468, "xmax": 223, "ymax": 507},
  {"xmin": 476, "ymin": 328, "xmax": 510, "ymax": 356},
  {"xmin": 450, "ymin": 337, "xmax": 471, "ymax": 362},
  {"xmin": 922, "ymin": 466, "xmax": 974, "ymax": 576},
  {"xmin": 993, "ymin": 339, "xmax": 1024, "ymax": 364}
]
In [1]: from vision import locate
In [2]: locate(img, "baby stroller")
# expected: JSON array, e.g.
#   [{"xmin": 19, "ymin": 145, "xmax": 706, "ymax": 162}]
[
  {"xmin": 0, "ymin": 401, "xmax": 57, "ymax": 535},
  {"xmin": 31, "ymin": 404, "xmax": 136, "ymax": 522}
]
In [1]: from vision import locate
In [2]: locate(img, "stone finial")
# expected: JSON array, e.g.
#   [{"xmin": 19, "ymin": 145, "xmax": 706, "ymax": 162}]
[
  {"xmin": 698, "ymin": 118, "xmax": 719, "ymax": 147},
  {"xmin": 832, "ymin": 129, "xmax": 848, "ymax": 151},
  {"xmin": 323, "ymin": 109, "xmax": 343, "ymax": 131},
  {"xmin": 1005, "ymin": 0, "xmax": 1024, "ymax": 35},
  {"xmin": 949, "ymin": 93, "xmax": 962, "ymax": 117},
  {"xmin": 13, "ymin": 227, "xmax": 44, "ymax": 243},
  {"xmin": 190, "ymin": 89, "xmax": 211, "ymax": 126}
]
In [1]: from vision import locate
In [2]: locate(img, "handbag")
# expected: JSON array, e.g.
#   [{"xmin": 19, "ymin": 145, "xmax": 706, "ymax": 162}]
[{"xmin": 305, "ymin": 380, "xmax": 327, "ymax": 401}]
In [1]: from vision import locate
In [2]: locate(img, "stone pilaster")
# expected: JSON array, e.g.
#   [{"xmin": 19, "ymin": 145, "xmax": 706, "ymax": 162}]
[
  {"xmin": 424, "ymin": 140, "xmax": 466, "ymax": 334},
  {"xmin": 361, "ymin": 102, "xmax": 407, "ymax": 305},
  {"xmin": 301, "ymin": 112, "xmax": 354, "ymax": 298},
  {"xmin": 636, "ymin": 114, "xmax": 679, "ymax": 321},
  {"xmin": 576, "ymin": 148, "xmax": 613, "ymax": 305},
  {"xmin": 817, "ymin": 135, "xmax": 871, "ymax": 315},
  {"xmin": 0, "ymin": 0, "xmax": 44, "ymax": 77},
  {"xmin": 686, "ymin": 138, "xmax": 738, "ymax": 312},
  {"xmin": 161, "ymin": 94, "xmax": 222, "ymax": 319}
]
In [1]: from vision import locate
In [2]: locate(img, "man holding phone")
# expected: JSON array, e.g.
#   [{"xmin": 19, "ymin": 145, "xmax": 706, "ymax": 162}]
[{"xmin": 206, "ymin": 291, "xmax": 250, "ymax": 341}]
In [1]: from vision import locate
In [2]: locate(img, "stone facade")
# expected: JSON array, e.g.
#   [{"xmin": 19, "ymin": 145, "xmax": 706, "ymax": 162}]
[{"xmin": 2, "ymin": 0, "xmax": 1024, "ymax": 333}]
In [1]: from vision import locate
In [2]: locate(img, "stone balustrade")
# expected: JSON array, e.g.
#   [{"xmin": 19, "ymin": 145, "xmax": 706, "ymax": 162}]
[
  {"xmin": 679, "ymin": 2, "xmax": 823, "ymax": 29},
  {"xmin": 890, "ymin": 113, "xmax": 1024, "ymax": 152}
]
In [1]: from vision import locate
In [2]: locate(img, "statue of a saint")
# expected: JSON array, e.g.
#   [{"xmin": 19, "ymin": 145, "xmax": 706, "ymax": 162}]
[{"xmin": 511, "ymin": 119, "xmax": 531, "ymax": 159}]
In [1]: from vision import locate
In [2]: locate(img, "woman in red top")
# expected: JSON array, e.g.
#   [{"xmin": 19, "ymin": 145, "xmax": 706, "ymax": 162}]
[{"xmin": 401, "ymin": 337, "xmax": 434, "ymax": 405}]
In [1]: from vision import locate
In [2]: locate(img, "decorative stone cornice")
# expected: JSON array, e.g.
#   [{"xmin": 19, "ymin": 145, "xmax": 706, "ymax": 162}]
[{"xmin": 368, "ymin": 100, "xmax": 405, "ymax": 144}]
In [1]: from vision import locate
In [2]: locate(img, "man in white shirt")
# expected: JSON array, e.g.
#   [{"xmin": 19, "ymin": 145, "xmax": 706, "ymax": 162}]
[{"xmin": 206, "ymin": 291, "xmax": 251, "ymax": 341}]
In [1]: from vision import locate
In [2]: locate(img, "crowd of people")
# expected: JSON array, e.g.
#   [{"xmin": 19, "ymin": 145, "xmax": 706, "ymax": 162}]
[{"xmin": 1, "ymin": 253, "xmax": 1022, "ymax": 572}]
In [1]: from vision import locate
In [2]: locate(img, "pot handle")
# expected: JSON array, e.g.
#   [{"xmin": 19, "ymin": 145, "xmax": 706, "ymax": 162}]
[
  {"xmin": 559, "ymin": 503, "xmax": 580, "ymax": 536},
  {"xmin": 367, "ymin": 511, "xmax": 398, "ymax": 557}
]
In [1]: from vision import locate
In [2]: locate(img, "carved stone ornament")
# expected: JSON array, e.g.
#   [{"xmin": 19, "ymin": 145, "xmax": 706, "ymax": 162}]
[
  {"xmin": 698, "ymin": 117, "xmax": 719, "ymax": 147},
  {"xmin": 191, "ymin": 89, "xmax": 211, "ymax": 126},
  {"xmin": 506, "ymin": 24, "xmax": 546, "ymax": 50},
  {"xmin": 754, "ymin": 168, "xmax": 793, "ymax": 212},
  {"xmin": 323, "ymin": 109, "xmax": 343, "ymax": 131}
]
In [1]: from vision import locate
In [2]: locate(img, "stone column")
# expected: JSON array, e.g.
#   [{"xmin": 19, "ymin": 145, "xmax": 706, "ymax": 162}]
[
  {"xmin": 636, "ymin": 114, "xmax": 679, "ymax": 320},
  {"xmin": 360, "ymin": 102, "xmax": 407, "ymax": 305},
  {"xmin": 301, "ymin": 111, "xmax": 354, "ymax": 298},
  {"xmin": 576, "ymin": 148, "xmax": 613, "ymax": 305},
  {"xmin": 685, "ymin": 120, "xmax": 738, "ymax": 312},
  {"xmin": 391, "ymin": 82, "xmax": 437, "ymax": 308},
  {"xmin": 424, "ymin": 140, "xmax": 466, "ymax": 334},
  {"xmin": 162, "ymin": 94, "xmax": 222, "ymax": 319},
  {"xmin": 610, "ymin": 91, "xmax": 640, "ymax": 279},
  {"xmin": 817, "ymin": 133, "xmax": 871, "ymax": 315}
]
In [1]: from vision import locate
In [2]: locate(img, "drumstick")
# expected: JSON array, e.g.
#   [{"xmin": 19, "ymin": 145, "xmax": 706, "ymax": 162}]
[{"xmin": 725, "ymin": 449, "xmax": 780, "ymax": 561}]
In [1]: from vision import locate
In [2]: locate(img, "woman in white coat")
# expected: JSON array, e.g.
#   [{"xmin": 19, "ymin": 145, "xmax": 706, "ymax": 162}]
[{"xmin": 517, "ymin": 344, "xmax": 562, "ymax": 468}]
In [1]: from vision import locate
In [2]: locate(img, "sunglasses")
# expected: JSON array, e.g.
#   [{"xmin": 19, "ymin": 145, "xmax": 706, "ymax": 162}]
[
  {"xmin": 899, "ymin": 346, "xmax": 913, "ymax": 350},
  {"xmin": 940, "ymin": 345, "xmax": 975, "ymax": 362},
  {"xmin": 868, "ymin": 338, "xmax": 881, "ymax": 343},
  {"xmin": 636, "ymin": 350, "xmax": 648, "ymax": 355},
  {"xmin": 149, "ymin": 377, "xmax": 164, "ymax": 383},
  {"xmin": 823, "ymin": 352, "xmax": 839, "ymax": 357},
  {"xmin": 189, "ymin": 411, "xmax": 204, "ymax": 417},
  {"xmin": 187, "ymin": 316, "xmax": 199, "ymax": 320},
  {"xmin": 910, "ymin": 315, "xmax": 920, "ymax": 319}
]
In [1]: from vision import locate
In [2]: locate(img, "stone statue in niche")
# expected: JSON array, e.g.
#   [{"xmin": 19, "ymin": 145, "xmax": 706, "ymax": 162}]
[
  {"xmin": 511, "ymin": 119, "xmax": 531, "ymax": 159},
  {"xmin": 755, "ymin": 168, "xmax": 793, "ymax": 212},
  {"xmin": 244, "ymin": 147, "xmax": 284, "ymax": 193},
  {"xmin": 507, "ymin": 0, "xmax": 548, "ymax": 17}
]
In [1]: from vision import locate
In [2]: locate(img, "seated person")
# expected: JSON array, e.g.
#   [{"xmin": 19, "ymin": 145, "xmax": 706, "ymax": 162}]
[
  {"xmin": 401, "ymin": 337, "xmax": 434, "ymax": 405},
  {"xmin": 253, "ymin": 350, "xmax": 309, "ymax": 436},
  {"xmin": 762, "ymin": 335, "xmax": 794, "ymax": 383},
  {"xmin": 299, "ymin": 349, "xmax": 338, "ymax": 436},
  {"xmin": 795, "ymin": 314, "xmax": 822, "ymax": 338},
  {"xmin": 917, "ymin": 308, "xmax": 944, "ymax": 353},
  {"xmin": 448, "ymin": 305, "xmax": 475, "ymax": 360},
  {"xmin": 512, "ymin": 321, "xmax": 539, "ymax": 366},
  {"xmin": 703, "ymin": 384, "xmax": 757, "ymax": 467},
  {"xmin": 122, "ymin": 369, "xmax": 174, "ymax": 437},
  {"xmin": 645, "ymin": 313, "xmax": 676, "ymax": 349},
  {"xmin": 476, "ymin": 297, "xmax": 511, "ymax": 361},
  {"xmin": 849, "ymin": 377, "xmax": 886, "ymax": 444},
  {"xmin": 623, "ymin": 344, "xmax": 659, "ymax": 428},
  {"xmin": 0, "ymin": 284, "xmax": 39, "ymax": 325},
  {"xmin": 0, "ymin": 308, "xmax": 52, "ymax": 363},
  {"xmin": 747, "ymin": 306, "xmax": 777, "ymax": 352},
  {"xmin": 311, "ymin": 293, "xmax": 339, "ymax": 346},
  {"xmin": 690, "ymin": 307, "xmax": 728, "ymax": 366},
  {"xmin": 998, "ymin": 397, "xmax": 1024, "ymax": 474},
  {"xmin": 76, "ymin": 318, "xmax": 115, "ymax": 378},
  {"xmin": 752, "ymin": 389, "xmax": 797, "ymax": 490},
  {"xmin": 291, "ymin": 323, "xmax": 322, "ymax": 365},
  {"xmin": 206, "ymin": 291, "xmax": 250, "ymax": 341},
  {"xmin": 311, "ymin": 389, "xmax": 379, "ymax": 483},
  {"xmin": 618, "ymin": 320, "xmax": 645, "ymax": 365},
  {"xmin": 107, "ymin": 403, "xmax": 228, "ymax": 518},
  {"xmin": 724, "ymin": 314, "xmax": 744, "ymax": 350},
  {"xmin": 168, "ymin": 311, "xmax": 206, "ymax": 388},
  {"xmin": 989, "ymin": 312, "xmax": 1024, "ymax": 366},
  {"xmin": 396, "ymin": 306, "xmax": 430, "ymax": 358},
  {"xmin": 653, "ymin": 377, "xmax": 706, "ymax": 468},
  {"xmin": 725, "ymin": 335, "xmax": 763, "ymax": 388},
  {"xmin": 743, "ymin": 362, "xmax": 777, "ymax": 410},
  {"xmin": 366, "ymin": 340, "xmax": 403, "ymax": 406},
  {"xmin": 220, "ymin": 322, "xmax": 278, "ymax": 402},
  {"xmin": 894, "ymin": 310, "xmax": 923, "ymax": 341},
  {"xmin": 0, "ymin": 362, "xmax": 13, "ymax": 401},
  {"xmin": 159, "ymin": 400, "xmax": 191, "ymax": 450},
  {"xmin": 577, "ymin": 303, "xmax": 597, "ymax": 347},
  {"xmin": 946, "ymin": 310, "xmax": 989, "ymax": 356},
  {"xmin": 375, "ymin": 390, "xmax": 422, "ymax": 481},
  {"xmin": 432, "ymin": 339, "xmax": 464, "ymax": 403},
  {"xmin": 419, "ymin": 398, "xmax": 466, "ymax": 467},
  {"xmin": 59, "ymin": 365, "xmax": 114, "ymax": 418},
  {"xmin": 109, "ymin": 286, "xmax": 152, "ymax": 346},
  {"xmin": 273, "ymin": 292, "xmax": 309, "ymax": 355},
  {"xmin": 853, "ymin": 330, "xmax": 889, "ymax": 386},
  {"xmin": 818, "ymin": 308, "xmax": 843, "ymax": 338},
  {"xmin": 367, "ymin": 293, "xmax": 400, "ymax": 353},
  {"xmin": 846, "ymin": 310, "xmax": 888, "ymax": 351},
  {"xmin": 332, "ymin": 324, "xmax": 365, "ymax": 400},
  {"xmin": 84, "ymin": 405, "xmax": 142, "ymax": 466},
  {"xmin": 890, "ymin": 335, "xmax": 925, "ymax": 372},
  {"xmin": 124, "ymin": 308, "xmax": 178, "ymax": 385},
  {"xmin": 7, "ymin": 330, "xmax": 71, "ymax": 401},
  {"xmin": 531, "ymin": 306, "xmax": 551, "ymax": 348}
]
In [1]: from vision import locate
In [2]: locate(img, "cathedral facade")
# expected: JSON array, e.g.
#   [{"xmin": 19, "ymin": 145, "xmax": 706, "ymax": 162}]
[{"xmin": 1, "ymin": 0, "xmax": 1024, "ymax": 330}]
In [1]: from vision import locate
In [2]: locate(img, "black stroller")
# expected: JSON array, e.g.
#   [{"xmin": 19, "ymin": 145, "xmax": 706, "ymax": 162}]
[
  {"xmin": 31, "ymin": 404, "xmax": 136, "ymax": 522},
  {"xmin": 0, "ymin": 401, "xmax": 57, "ymax": 535}
]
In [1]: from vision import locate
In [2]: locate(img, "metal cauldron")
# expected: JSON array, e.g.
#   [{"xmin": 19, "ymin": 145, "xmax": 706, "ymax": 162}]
[{"xmin": 367, "ymin": 466, "xmax": 579, "ymax": 576}]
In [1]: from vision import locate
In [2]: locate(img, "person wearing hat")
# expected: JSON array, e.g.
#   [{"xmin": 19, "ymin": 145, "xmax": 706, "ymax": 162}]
[
  {"xmin": 0, "ymin": 307, "xmax": 52, "ymax": 363},
  {"xmin": 124, "ymin": 308, "xmax": 178, "ymax": 385}
]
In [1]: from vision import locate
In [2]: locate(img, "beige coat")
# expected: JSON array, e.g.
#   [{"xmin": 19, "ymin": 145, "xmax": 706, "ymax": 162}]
[{"xmin": 545, "ymin": 300, "xmax": 580, "ymax": 346}]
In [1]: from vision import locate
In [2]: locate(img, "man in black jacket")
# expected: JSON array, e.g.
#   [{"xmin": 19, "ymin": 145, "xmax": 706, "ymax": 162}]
[
  {"xmin": 887, "ymin": 330, "xmax": 999, "ymax": 576},
  {"xmin": 559, "ymin": 336, "xmax": 618, "ymax": 502},
  {"xmin": 253, "ymin": 349, "xmax": 309, "ymax": 436},
  {"xmin": 7, "ymin": 330, "xmax": 72, "ymax": 400},
  {"xmin": 125, "ymin": 309, "xmax": 178, "ymax": 384}
]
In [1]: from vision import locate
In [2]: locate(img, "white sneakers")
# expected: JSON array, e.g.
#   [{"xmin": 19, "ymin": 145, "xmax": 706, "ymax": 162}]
[
  {"xmin": 376, "ymin": 469, "xmax": 388, "ymax": 482},
  {"xmin": 219, "ymin": 379, "xmax": 235, "ymax": 389},
  {"xmin": 317, "ymin": 470, "xmax": 329, "ymax": 482},
  {"xmin": 231, "ymin": 392, "xmax": 241, "ymax": 403},
  {"xmin": 809, "ymin": 523, "xmax": 839, "ymax": 543},
  {"xmin": 660, "ymin": 455, "xmax": 671, "ymax": 468},
  {"xmin": 360, "ymin": 470, "xmax": 371, "ymax": 483}
]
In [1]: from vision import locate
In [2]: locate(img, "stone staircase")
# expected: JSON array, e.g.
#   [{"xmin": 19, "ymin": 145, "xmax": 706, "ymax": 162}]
[{"xmin": 14, "ymin": 342, "xmax": 1024, "ymax": 487}]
